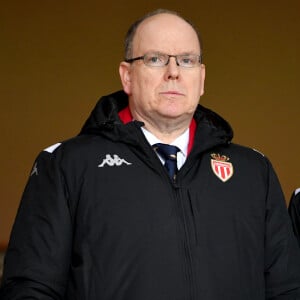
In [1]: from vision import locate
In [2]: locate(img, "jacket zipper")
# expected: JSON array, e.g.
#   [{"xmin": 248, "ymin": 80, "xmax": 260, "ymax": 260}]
[{"xmin": 174, "ymin": 186, "xmax": 196, "ymax": 300}]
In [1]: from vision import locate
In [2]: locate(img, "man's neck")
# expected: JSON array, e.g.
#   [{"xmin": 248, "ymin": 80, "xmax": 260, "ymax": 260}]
[
  {"xmin": 131, "ymin": 111, "xmax": 192, "ymax": 144},
  {"xmin": 141, "ymin": 122, "xmax": 190, "ymax": 144},
  {"xmin": 118, "ymin": 106, "xmax": 196, "ymax": 154}
]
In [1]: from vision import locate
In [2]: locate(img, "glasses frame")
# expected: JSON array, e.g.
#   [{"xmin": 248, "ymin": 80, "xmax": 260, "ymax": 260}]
[{"xmin": 125, "ymin": 52, "xmax": 202, "ymax": 68}]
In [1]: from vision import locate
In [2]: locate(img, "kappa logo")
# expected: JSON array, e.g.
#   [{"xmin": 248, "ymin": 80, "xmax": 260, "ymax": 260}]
[
  {"xmin": 98, "ymin": 154, "xmax": 132, "ymax": 168},
  {"xmin": 210, "ymin": 153, "xmax": 234, "ymax": 182}
]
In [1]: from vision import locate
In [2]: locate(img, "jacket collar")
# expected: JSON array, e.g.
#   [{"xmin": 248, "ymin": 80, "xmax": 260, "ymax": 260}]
[{"xmin": 79, "ymin": 90, "xmax": 233, "ymax": 154}]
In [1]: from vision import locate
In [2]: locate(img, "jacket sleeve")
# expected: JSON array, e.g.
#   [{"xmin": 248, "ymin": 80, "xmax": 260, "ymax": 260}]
[
  {"xmin": 0, "ymin": 146, "xmax": 72, "ymax": 299},
  {"xmin": 264, "ymin": 159, "xmax": 300, "ymax": 299}
]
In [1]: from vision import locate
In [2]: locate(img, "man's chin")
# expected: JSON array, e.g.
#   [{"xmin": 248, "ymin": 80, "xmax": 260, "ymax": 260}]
[{"xmin": 158, "ymin": 110, "xmax": 194, "ymax": 122}]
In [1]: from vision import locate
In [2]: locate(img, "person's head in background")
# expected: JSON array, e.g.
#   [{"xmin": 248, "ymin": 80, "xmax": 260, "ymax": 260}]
[{"xmin": 119, "ymin": 9, "xmax": 206, "ymax": 142}]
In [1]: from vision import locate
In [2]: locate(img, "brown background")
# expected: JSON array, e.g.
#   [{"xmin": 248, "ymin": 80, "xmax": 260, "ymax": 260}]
[{"xmin": 1, "ymin": 0, "xmax": 299, "ymax": 248}]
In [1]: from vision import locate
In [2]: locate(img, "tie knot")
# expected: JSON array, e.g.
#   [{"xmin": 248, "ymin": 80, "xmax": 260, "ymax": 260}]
[
  {"xmin": 153, "ymin": 143, "xmax": 180, "ymax": 181},
  {"xmin": 153, "ymin": 143, "xmax": 180, "ymax": 161}
]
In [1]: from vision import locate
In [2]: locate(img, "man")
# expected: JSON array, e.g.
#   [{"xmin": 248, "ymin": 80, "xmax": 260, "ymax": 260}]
[
  {"xmin": 288, "ymin": 188, "xmax": 300, "ymax": 247},
  {"xmin": 1, "ymin": 9, "xmax": 300, "ymax": 300}
]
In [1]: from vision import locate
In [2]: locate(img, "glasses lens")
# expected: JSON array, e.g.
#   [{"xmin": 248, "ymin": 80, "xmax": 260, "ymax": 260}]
[
  {"xmin": 144, "ymin": 53, "xmax": 167, "ymax": 67},
  {"xmin": 177, "ymin": 55, "xmax": 200, "ymax": 67}
]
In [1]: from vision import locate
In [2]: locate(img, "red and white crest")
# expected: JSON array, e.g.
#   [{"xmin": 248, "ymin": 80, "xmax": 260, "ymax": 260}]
[{"xmin": 210, "ymin": 153, "xmax": 234, "ymax": 182}]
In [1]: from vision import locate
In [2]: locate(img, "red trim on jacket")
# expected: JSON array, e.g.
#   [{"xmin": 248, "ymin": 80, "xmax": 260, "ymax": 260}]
[
  {"xmin": 118, "ymin": 106, "xmax": 133, "ymax": 124},
  {"xmin": 118, "ymin": 106, "xmax": 196, "ymax": 155},
  {"xmin": 187, "ymin": 118, "xmax": 196, "ymax": 155}
]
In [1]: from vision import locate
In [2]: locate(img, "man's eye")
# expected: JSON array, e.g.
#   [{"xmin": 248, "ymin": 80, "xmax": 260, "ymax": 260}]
[
  {"xmin": 181, "ymin": 57, "xmax": 193, "ymax": 64},
  {"xmin": 149, "ymin": 56, "xmax": 159, "ymax": 63},
  {"xmin": 145, "ymin": 54, "xmax": 165, "ymax": 65}
]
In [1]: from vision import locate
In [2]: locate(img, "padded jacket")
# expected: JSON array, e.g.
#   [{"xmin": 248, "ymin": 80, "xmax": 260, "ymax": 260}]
[{"xmin": 1, "ymin": 90, "xmax": 300, "ymax": 300}]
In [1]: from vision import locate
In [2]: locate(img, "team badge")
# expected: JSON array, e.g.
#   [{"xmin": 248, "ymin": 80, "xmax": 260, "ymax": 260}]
[{"xmin": 210, "ymin": 153, "xmax": 234, "ymax": 182}]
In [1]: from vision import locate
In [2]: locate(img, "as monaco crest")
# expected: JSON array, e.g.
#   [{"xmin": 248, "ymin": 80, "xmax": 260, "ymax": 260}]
[{"xmin": 210, "ymin": 153, "xmax": 234, "ymax": 182}]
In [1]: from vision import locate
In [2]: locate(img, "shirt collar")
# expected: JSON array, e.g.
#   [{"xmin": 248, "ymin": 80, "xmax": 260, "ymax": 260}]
[
  {"xmin": 118, "ymin": 106, "xmax": 194, "ymax": 157},
  {"xmin": 141, "ymin": 126, "xmax": 189, "ymax": 158}
]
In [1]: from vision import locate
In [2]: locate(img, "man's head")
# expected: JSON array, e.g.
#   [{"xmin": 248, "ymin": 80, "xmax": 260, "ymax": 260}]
[
  {"xmin": 124, "ymin": 9, "xmax": 203, "ymax": 60},
  {"xmin": 119, "ymin": 9, "xmax": 205, "ymax": 132}
]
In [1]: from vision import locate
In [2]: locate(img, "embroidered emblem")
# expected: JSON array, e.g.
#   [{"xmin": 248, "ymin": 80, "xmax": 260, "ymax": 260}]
[
  {"xmin": 98, "ymin": 154, "xmax": 132, "ymax": 167},
  {"xmin": 30, "ymin": 162, "xmax": 38, "ymax": 176},
  {"xmin": 210, "ymin": 153, "xmax": 234, "ymax": 182}
]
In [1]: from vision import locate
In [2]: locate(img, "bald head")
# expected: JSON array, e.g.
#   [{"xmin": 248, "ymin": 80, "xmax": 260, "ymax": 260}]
[{"xmin": 124, "ymin": 9, "xmax": 202, "ymax": 60}]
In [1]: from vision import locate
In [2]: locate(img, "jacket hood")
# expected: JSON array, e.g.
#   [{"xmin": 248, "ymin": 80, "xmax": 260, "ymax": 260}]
[
  {"xmin": 80, "ymin": 90, "xmax": 129, "ymax": 134},
  {"xmin": 79, "ymin": 90, "xmax": 233, "ymax": 149}
]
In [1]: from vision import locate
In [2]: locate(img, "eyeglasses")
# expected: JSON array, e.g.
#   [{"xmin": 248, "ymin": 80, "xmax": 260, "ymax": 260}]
[{"xmin": 125, "ymin": 52, "xmax": 202, "ymax": 68}]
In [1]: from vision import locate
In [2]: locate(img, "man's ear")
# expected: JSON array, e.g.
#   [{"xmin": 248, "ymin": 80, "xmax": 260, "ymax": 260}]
[
  {"xmin": 200, "ymin": 64, "xmax": 206, "ymax": 96},
  {"xmin": 119, "ymin": 62, "xmax": 132, "ymax": 94}
]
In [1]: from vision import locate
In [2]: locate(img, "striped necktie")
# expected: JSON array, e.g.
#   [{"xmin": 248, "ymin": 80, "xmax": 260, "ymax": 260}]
[{"xmin": 153, "ymin": 143, "xmax": 180, "ymax": 181}]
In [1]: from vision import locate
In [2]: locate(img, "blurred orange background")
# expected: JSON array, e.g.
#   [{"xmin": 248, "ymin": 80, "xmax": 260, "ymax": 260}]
[{"xmin": 1, "ymin": 0, "xmax": 299, "ymax": 249}]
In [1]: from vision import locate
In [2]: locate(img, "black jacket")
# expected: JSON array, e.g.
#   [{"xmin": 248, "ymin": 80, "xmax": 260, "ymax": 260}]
[{"xmin": 2, "ymin": 90, "xmax": 300, "ymax": 300}]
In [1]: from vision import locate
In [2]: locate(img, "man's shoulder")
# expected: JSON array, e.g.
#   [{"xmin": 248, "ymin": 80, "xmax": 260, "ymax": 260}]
[
  {"xmin": 212, "ymin": 142, "xmax": 269, "ymax": 170},
  {"xmin": 228, "ymin": 143, "xmax": 265, "ymax": 157},
  {"xmin": 35, "ymin": 134, "xmax": 109, "ymax": 165},
  {"xmin": 215, "ymin": 142, "xmax": 266, "ymax": 159}
]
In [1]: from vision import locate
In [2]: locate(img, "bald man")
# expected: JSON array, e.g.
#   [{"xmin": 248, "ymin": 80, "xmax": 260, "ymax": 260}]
[{"xmin": 1, "ymin": 9, "xmax": 300, "ymax": 300}]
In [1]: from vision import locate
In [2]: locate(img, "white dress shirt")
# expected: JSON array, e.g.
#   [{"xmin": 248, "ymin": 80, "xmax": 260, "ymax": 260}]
[{"xmin": 141, "ymin": 127, "xmax": 189, "ymax": 170}]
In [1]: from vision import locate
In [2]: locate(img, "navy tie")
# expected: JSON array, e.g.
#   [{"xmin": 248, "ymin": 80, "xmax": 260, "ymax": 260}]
[{"xmin": 153, "ymin": 143, "xmax": 180, "ymax": 181}]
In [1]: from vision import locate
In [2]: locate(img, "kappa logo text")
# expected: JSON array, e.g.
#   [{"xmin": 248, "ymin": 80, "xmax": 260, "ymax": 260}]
[{"xmin": 98, "ymin": 154, "xmax": 132, "ymax": 167}]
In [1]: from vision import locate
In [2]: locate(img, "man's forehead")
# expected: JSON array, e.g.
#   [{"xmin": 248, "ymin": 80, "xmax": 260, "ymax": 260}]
[
  {"xmin": 133, "ymin": 13, "xmax": 200, "ymax": 52},
  {"xmin": 136, "ymin": 13, "xmax": 194, "ymax": 35}
]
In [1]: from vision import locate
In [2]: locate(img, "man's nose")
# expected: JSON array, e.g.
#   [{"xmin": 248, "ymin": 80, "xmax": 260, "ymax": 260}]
[{"xmin": 164, "ymin": 57, "xmax": 180, "ymax": 80}]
